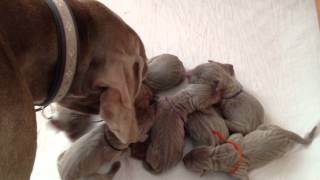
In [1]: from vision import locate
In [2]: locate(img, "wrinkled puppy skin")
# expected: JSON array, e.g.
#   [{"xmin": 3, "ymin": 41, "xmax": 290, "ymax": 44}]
[
  {"xmin": 188, "ymin": 61, "xmax": 264, "ymax": 134},
  {"xmin": 58, "ymin": 123, "xmax": 127, "ymax": 180},
  {"xmin": 183, "ymin": 124, "xmax": 317, "ymax": 180},
  {"xmin": 187, "ymin": 107, "xmax": 229, "ymax": 147},
  {"xmin": 50, "ymin": 104, "xmax": 94, "ymax": 141},
  {"xmin": 144, "ymin": 84, "xmax": 221, "ymax": 174},
  {"xmin": 241, "ymin": 124, "xmax": 317, "ymax": 170},
  {"xmin": 183, "ymin": 142, "xmax": 249, "ymax": 180},
  {"xmin": 145, "ymin": 54, "xmax": 186, "ymax": 93}
]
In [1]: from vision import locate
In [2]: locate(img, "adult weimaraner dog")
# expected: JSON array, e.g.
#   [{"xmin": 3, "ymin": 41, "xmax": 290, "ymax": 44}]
[{"xmin": 0, "ymin": 0, "xmax": 147, "ymax": 179}]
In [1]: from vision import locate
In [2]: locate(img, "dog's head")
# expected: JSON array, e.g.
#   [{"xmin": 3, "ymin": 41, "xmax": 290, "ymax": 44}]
[{"xmin": 58, "ymin": 2, "xmax": 147, "ymax": 144}]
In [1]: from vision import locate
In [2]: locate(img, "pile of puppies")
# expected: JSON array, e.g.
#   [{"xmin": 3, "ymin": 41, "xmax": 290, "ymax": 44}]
[{"xmin": 51, "ymin": 54, "xmax": 317, "ymax": 180}]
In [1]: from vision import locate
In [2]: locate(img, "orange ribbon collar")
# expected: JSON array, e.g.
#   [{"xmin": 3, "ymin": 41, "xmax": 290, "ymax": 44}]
[{"xmin": 211, "ymin": 130, "xmax": 244, "ymax": 175}]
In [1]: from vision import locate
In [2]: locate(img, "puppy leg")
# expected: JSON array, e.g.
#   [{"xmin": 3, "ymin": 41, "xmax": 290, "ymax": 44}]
[{"xmin": 0, "ymin": 40, "xmax": 36, "ymax": 179}]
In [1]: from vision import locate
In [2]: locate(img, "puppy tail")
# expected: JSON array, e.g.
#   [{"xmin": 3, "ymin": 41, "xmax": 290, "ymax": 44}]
[{"xmin": 289, "ymin": 126, "xmax": 317, "ymax": 145}]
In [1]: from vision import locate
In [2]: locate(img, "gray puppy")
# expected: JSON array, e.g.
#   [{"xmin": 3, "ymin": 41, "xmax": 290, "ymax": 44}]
[
  {"xmin": 58, "ymin": 123, "xmax": 127, "ymax": 180},
  {"xmin": 183, "ymin": 124, "xmax": 317, "ymax": 180},
  {"xmin": 49, "ymin": 104, "xmax": 95, "ymax": 141},
  {"xmin": 187, "ymin": 107, "xmax": 229, "ymax": 147},
  {"xmin": 145, "ymin": 54, "xmax": 186, "ymax": 93},
  {"xmin": 188, "ymin": 61, "xmax": 264, "ymax": 134},
  {"xmin": 144, "ymin": 84, "xmax": 221, "ymax": 174}
]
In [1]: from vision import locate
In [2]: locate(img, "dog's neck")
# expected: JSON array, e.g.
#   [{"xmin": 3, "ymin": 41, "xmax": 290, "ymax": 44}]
[{"xmin": 0, "ymin": 0, "xmax": 91, "ymax": 104}]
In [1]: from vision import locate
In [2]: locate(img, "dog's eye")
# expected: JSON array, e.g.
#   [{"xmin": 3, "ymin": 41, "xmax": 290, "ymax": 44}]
[{"xmin": 92, "ymin": 86, "xmax": 108, "ymax": 94}]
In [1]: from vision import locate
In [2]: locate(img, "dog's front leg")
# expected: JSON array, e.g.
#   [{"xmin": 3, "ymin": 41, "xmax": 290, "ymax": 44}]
[{"xmin": 0, "ymin": 37, "xmax": 37, "ymax": 180}]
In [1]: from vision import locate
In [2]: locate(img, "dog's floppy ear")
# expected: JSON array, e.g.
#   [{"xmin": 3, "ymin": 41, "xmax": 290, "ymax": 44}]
[
  {"xmin": 99, "ymin": 86, "xmax": 139, "ymax": 144},
  {"xmin": 93, "ymin": 58, "xmax": 141, "ymax": 144}
]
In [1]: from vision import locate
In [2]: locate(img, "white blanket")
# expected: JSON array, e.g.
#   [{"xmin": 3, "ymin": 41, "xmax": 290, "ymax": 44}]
[{"xmin": 31, "ymin": 0, "xmax": 320, "ymax": 180}]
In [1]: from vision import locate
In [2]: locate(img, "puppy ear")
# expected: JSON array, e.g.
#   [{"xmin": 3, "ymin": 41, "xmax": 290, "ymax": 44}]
[
  {"xmin": 208, "ymin": 60, "xmax": 213, "ymax": 63},
  {"xmin": 223, "ymin": 64, "xmax": 235, "ymax": 76}
]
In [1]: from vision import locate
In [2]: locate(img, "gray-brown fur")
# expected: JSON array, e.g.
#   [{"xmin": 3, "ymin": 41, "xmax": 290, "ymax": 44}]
[
  {"xmin": 183, "ymin": 124, "xmax": 317, "ymax": 180},
  {"xmin": 130, "ymin": 84, "xmax": 157, "ymax": 160},
  {"xmin": 241, "ymin": 124, "xmax": 317, "ymax": 170},
  {"xmin": 58, "ymin": 123, "xmax": 127, "ymax": 180},
  {"xmin": 134, "ymin": 84, "xmax": 157, "ymax": 142},
  {"xmin": 0, "ymin": 1, "xmax": 148, "ymax": 178},
  {"xmin": 145, "ymin": 54, "xmax": 186, "ymax": 93},
  {"xmin": 186, "ymin": 107, "xmax": 229, "ymax": 147},
  {"xmin": 50, "ymin": 105, "xmax": 94, "ymax": 141},
  {"xmin": 144, "ymin": 84, "xmax": 221, "ymax": 174},
  {"xmin": 85, "ymin": 162, "xmax": 121, "ymax": 180},
  {"xmin": 188, "ymin": 61, "xmax": 264, "ymax": 134}
]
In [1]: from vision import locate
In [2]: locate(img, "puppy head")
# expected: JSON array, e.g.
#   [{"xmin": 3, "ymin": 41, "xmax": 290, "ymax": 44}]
[
  {"xmin": 208, "ymin": 60, "xmax": 235, "ymax": 76},
  {"xmin": 145, "ymin": 54, "xmax": 186, "ymax": 92},
  {"xmin": 187, "ymin": 61, "xmax": 236, "ymax": 93},
  {"xmin": 184, "ymin": 84, "xmax": 222, "ymax": 109}
]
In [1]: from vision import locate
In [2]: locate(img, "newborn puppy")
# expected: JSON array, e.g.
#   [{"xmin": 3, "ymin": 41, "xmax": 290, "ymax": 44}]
[
  {"xmin": 238, "ymin": 124, "xmax": 317, "ymax": 170},
  {"xmin": 187, "ymin": 107, "xmax": 229, "ymax": 147},
  {"xmin": 50, "ymin": 105, "xmax": 95, "ymax": 141},
  {"xmin": 183, "ymin": 124, "xmax": 317, "ymax": 180},
  {"xmin": 58, "ymin": 123, "xmax": 127, "ymax": 180},
  {"xmin": 144, "ymin": 84, "xmax": 221, "ymax": 174},
  {"xmin": 188, "ymin": 61, "xmax": 264, "ymax": 134},
  {"xmin": 145, "ymin": 54, "xmax": 186, "ymax": 93}
]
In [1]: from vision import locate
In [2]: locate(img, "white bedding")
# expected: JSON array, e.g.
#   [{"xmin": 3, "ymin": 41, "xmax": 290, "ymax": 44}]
[{"xmin": 31, "ymin": 0, "xmax": 320, "ymax": 179}]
